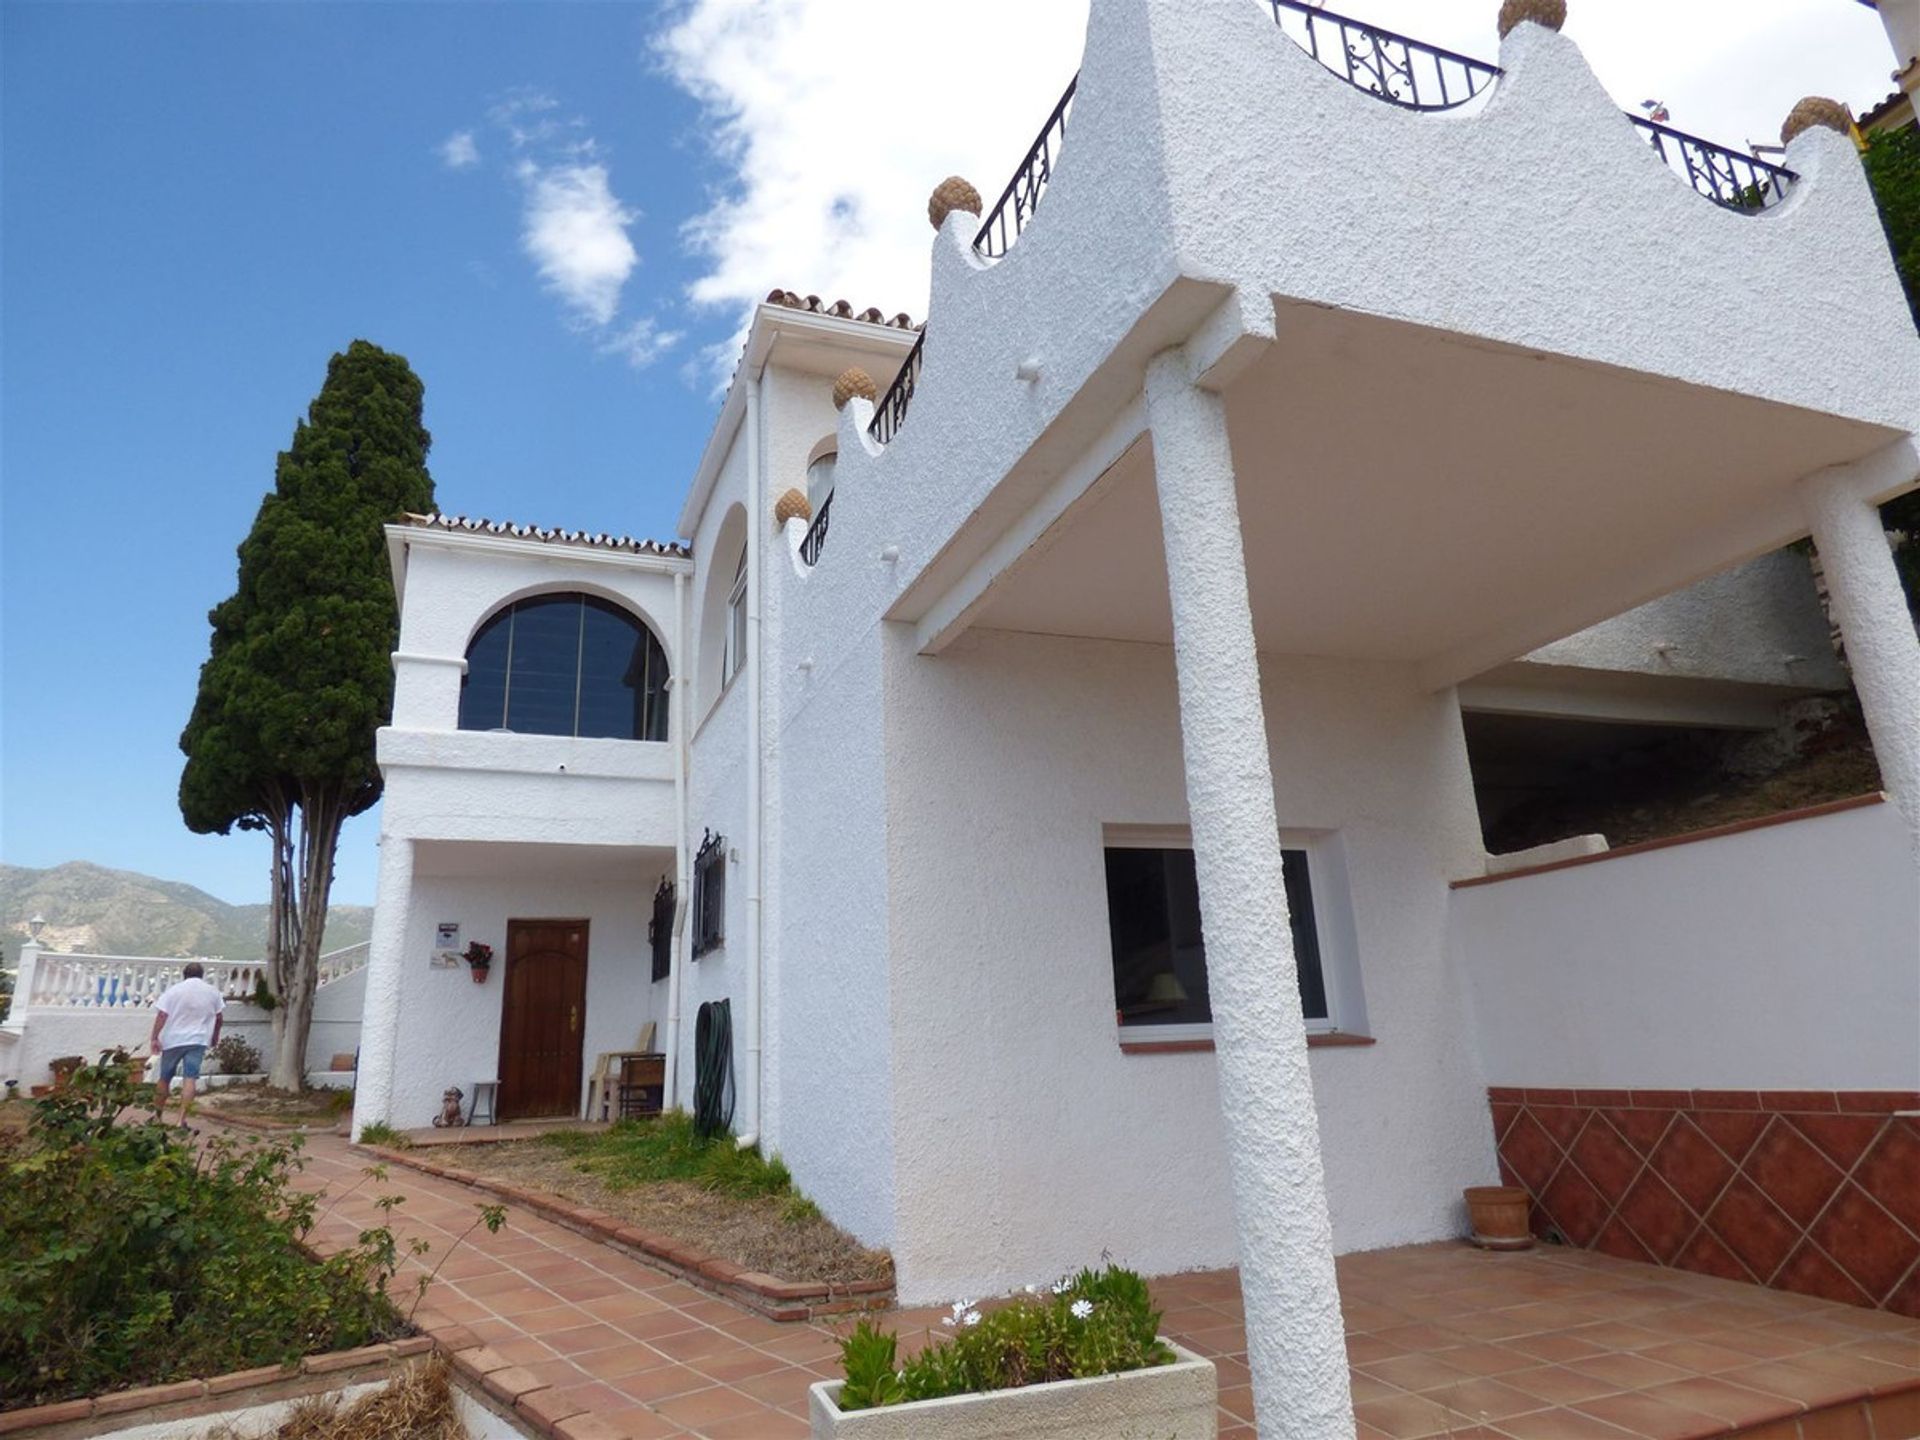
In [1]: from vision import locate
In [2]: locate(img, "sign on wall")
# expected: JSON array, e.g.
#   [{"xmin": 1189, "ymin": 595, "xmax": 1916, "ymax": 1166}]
[{"xmin": 432, "ymin": 921, "xmax": 461, "ymax": 968}]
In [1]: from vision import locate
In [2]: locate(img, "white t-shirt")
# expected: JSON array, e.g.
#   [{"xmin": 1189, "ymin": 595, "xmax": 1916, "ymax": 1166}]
[{"xmin": 155, "ymin": 976, "xmax": 226, "ymax": 1049}]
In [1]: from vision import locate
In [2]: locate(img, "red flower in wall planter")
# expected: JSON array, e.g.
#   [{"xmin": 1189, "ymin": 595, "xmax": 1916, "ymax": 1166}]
[{"xmin": 463, "ymin": 941, "xmax": 494, "ymax": 984}]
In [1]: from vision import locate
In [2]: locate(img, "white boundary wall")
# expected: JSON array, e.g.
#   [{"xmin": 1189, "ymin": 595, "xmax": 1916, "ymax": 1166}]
[{"xmin": 1452, "ymin": 798, "xmax": 1920, "ymax": 1091}]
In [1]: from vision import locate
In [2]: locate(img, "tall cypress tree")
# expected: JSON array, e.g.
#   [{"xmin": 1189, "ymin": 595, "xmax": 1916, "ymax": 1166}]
[{"xmin": 181, "ymin": 341, "xmax": 434, "ymax": 1089}]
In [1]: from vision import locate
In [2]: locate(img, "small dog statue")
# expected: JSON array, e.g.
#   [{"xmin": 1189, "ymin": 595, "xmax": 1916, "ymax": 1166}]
[{"xmin": 431, "ymin": 1086, "xmax": 466, "ymax": 1128}]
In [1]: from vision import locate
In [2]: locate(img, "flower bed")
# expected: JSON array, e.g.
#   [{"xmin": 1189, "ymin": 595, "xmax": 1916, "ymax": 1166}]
[
  {"xmin": 0, "ymin": 1055, "xmax": 412, "ymax": 1412},
  {"xmin": 400, "ymin": 1114, "xmax": 891, "ymax": 1290},
  {"xmin": 812, "ymin": 1267, "xmax": 1214, "ymax": 1440}
]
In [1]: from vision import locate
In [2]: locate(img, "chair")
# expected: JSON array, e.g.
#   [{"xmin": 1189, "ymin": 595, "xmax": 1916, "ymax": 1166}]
[{"xmin": 467, "ymin": 1079, "xmax": 499, "ymax": 1126}]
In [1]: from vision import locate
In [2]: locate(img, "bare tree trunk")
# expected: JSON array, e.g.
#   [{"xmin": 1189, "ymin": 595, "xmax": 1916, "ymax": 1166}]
[{"xmin": 266, "ymin": 785, "xmax": 346, "ymax": 1091}]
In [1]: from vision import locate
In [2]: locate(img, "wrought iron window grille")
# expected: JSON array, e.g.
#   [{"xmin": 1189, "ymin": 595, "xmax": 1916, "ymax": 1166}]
[
  {"xmin": 648, "ymin": 876, "xmax": 675, "ymax": 982},
  {"xmin": 692, "ymin": 830, "xmax": 726, "ymax": 958}
]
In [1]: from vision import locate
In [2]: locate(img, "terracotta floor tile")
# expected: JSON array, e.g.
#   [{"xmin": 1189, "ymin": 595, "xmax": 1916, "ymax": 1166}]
[
  {"xmin": 1352, "ymin": 1390, "xmax": 1463, "ymax": 1439},
  {"xmin": 1414, "ymin": 1375, "xmax": 1542, "ymax": 1422},
  {"xmin": 1500, "ymin": 1365, "xmax": 1625, "ymax": 1405},
  {"xmin": 650, "ymin": 1327, "xmax": 748, "ymax": 1365},
  {"xmin": 1217, "ymin": 1383, "xmax": 1255, "ymax": 1421},
  {"xmin": 575, "ymin": 1342, "xmax": 675, "ymax": 1381},
  {"xmin": 652, "ymin": 1384, "xmax": 763, "ymax": 1429},
  {"xmin": 699, "ymin": 1409, "xmax": 810, "ymax": 1438},
  {"xmin": 544, "ymin": 1321, "xmax": 632, "ymax": 1355},
  {"xmin": 1720, "ymin": 1358, "xmax": 1867, "ymax": 1409},
  {"xmin": 1573, "ymin": 1388, "xmax": 1732, "ymax": 1439},
  {"xmin": 1570, "ymin": 1350, "xmax": 1696, "ymax": 1391},
  {"xmin": 591, "ymin": 1405, "xmax": 687, "ymax": 1438},
  {"xmin": 1494, "ymin": 1406, "xmax": 1643, "ymax": 1439},
  {"xmin": 1639, "ymin": 1375, "xmax": 1795, "ymax": 1427},
  {"xmin": 1507, "ymin": 1332, "xmax": 1609, "ymax": 1364},
  {"xmin": 691, "ymin": 1347, "xmax": 790, "ymax": 1385},
  {"xmin": 731, "ymin": 1365, "xmax": 818, "ymax": 1408},
  {"xmin": 1362, "ymin": 1352, "xmax": 1479, "ymax": 1392},
  {"xmin": 1637, "ymin": 1338, "xmax": 1762, "ymax": 1374},
  {"xmin": 615, "ymin": 1363, "xmax": 713, "ymax": 1405},
  {"xmin": 1430, "ymin": 1342, "xmax": 1538, "ymax": 1377}
]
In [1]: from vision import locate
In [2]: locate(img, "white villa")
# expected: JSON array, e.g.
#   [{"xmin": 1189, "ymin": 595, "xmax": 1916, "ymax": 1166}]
[{"xmin": 225, "ymin": 0, "xmax": 1920, "ymax": 1428}]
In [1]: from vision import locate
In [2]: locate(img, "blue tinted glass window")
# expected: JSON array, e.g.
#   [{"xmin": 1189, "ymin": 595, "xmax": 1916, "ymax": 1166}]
[
  {"xmin": 503, "ymin": 594, "xmax": 581, "ymax": 736},
  {"xmin": 459, "ymin": 607, "xmax": 513, "ymax": 730},
  {"xmin": 459, "ymin": 592, "xmax": 669, "ymax": 740}
]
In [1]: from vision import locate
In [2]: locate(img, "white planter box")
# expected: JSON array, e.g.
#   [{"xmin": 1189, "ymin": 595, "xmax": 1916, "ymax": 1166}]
[{"xmin": 808, "ymin": 1341, "xmax": 1216, "ymax": 1440}]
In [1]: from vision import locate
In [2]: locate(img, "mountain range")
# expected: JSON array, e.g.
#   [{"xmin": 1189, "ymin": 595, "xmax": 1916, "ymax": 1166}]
[{"xmin": 0, "ymin": 860, "xmax": 373, "ymax": 969}]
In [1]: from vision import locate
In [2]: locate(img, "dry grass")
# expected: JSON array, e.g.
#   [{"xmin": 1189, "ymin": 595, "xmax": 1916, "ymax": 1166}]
[
  {"xmin": 205, "ymin": 1357, "xmax": 465, "ymax": 1440},
  {"xmin": 200, "ymin": 1083, "xmax": 353, "ymax": 1125},
  {"xmin": 445, "ymin": 1137, "xmax": 894, "ymax": 1288}
]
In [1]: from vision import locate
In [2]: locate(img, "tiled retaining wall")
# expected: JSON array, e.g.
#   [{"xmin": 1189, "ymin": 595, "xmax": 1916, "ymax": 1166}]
[{"xmin": 1488, "ymin": 1087, "xmax": 1920, "ymax": 1316}]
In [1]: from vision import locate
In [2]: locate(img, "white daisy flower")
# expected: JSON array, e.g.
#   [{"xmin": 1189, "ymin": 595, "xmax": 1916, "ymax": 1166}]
[
  {"xmin": 964, "ymin": 1310, "xmax": 982, "ymax": 1326},
  {"xmin": 1070, "ymin": 1299, "xmax": 1094, "ymax": 1320},
  {"xmin": 1050, "ymin": 1280, "xmax": 1070, "ymax": 1295}
]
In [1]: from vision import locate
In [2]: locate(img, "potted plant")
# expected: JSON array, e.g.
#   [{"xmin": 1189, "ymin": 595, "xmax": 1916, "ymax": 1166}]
[
  {"xmin": 462, "ymin": 941, "xmax": 493, "ymax": 984},
  {"xmin": 810, "ymin": 1266, "xmax": 1216, "ymax": 1439}
]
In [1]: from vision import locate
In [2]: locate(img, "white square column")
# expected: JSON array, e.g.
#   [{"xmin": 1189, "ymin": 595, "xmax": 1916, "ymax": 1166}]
[
  {"xmin": 1144, "ymin": 348, "xmax": 1354, "ymax": 1437},
  {"xmin": 350, "ymin": 834, "xmax": 414, "ymax": 1136},
  {"xmin": 1801, "ymin": 450, "xmax": 1920, "ymax": 865}
]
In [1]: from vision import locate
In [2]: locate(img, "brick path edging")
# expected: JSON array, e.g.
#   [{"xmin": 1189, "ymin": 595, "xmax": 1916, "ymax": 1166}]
[
  {"xmin": 0, "ymin": 1341, "xmax": 435, "ymax": 1438},
  {"xmin": 356, "ymin": 1142, "xmax": 895, "ymax": 1323}
]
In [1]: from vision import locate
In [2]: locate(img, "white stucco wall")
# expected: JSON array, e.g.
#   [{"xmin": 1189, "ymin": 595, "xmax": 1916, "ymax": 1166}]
[
  {"xmin": 1452, "ymin": 797, "xmax": 1920, "ymax": 1090},
  {"xmin": 872, "ymin": 627, "xmax": 1495, "ymax": 1303},
  {"xmin": 769, "ymin": 620, "xmax": 898, "ymax": 1249},
  {"xmin": 1517, "ymin": 549, "xmax": 1844, "ymax": 692},
  {"xmin": 382, "ymin": 854, "xmax": 664, "ymax": 1128}
]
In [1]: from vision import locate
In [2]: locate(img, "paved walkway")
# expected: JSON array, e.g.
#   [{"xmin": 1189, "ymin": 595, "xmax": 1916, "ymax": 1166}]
[{"xmin": 279, "ymin": 1128, "xmax": 1920, "ymax": 1439}]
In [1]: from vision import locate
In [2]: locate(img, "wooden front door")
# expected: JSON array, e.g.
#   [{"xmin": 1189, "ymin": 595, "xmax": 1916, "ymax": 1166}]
[{"xmin": 499, "ymin": 919, "xmax": 589, "ymax": 1120}]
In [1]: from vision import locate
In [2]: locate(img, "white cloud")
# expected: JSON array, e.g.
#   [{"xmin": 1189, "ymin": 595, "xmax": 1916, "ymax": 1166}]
[
  {"xmin": 599, "ymin": 316, "xmax": 683, "ymax": 368},
  {"xmin": 655, "ymin": 0, "xmax": 1889, "ymax": 384},
  {"xmin": 450, "ymin": 87, "xmax": 673, "ymax": 367},
  {"xmin": 439, "ymin": 130, "xmax": 480, "ymax": 171},
  {"xmin": 655, "ymin": 1, "xmax": 1090, "ymax": 380},
  {"xmin": 520, "ymin": 162, "xmax": 640, "ymax": 328}
]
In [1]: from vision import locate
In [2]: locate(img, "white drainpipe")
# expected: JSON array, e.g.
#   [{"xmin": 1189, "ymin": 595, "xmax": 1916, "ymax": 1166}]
[
  {"xmin": 663, "ymin": 568, "xmax": 690, "ymax": 1109},
  {"xmin": 737, "ymin": 370, "xmax": 765, "ymax": 1150}
]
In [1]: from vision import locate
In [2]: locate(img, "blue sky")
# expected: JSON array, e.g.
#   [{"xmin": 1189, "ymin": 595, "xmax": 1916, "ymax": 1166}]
[{"xmin": 1, "ymin": 0, "xmax": 1894, "ymax": 913}]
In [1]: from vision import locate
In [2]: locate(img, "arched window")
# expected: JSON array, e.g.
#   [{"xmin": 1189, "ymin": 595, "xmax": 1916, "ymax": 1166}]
[
  {"xmin": 460, "ymin": 593, "xmax": 669, "ymax": 741},
  {"xmin": 806, "ymin": 449, "xmax": 836, "ymax": 509},
  {"xmin": 722, "ymin": 548, "xmax": 748, "ymax": 688}
]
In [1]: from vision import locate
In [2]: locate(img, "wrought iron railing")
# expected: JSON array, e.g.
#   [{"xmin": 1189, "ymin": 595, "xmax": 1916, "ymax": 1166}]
[
  {"xmin": 800, "ymin": 490, "xmax": 832, "ymax": 567},
  {"xmin": 857, "ymin": 0, "xmax": 1795, "ymax": 459},
  {"xmin": 1628, "ymin": 115, "xmax": 1795, "ymax": 211},
  {"xmin": 1269, "ymin": 0, "xmax": 1499, "ymax": 110},
  {"xmin": 867, "ymin": 330, "xmax": 924, "ymax": 445},
  {"xmin": 974, "ymin": 77, "xmax": 1079, "ymax": 260}
]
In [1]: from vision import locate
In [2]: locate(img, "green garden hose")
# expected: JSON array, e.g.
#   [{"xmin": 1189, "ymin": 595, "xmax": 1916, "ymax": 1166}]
[{"xmin": 692, "ymin": 997, "xmax": 735, "ymax": 1139}]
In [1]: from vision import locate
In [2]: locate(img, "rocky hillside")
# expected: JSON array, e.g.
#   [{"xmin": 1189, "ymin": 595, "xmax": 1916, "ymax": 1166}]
[{"xmin": 0, "ymin": 861, "xmax": 372, "ymax": 968}]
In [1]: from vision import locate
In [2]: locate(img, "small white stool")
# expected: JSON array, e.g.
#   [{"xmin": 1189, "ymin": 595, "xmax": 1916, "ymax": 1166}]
[{"xmin": 467, "ymin": 1080, "xmax": 499, "ymax": 1126}]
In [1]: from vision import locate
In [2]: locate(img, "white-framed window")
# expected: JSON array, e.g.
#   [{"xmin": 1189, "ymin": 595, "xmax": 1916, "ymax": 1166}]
[
  {"xmin": 1101, "ymin": 824, "xmax": 1365, "ymax": 1044},
  {"xmin": 722, "ymin": 547, "xmax": 748, "ymax": 689}
]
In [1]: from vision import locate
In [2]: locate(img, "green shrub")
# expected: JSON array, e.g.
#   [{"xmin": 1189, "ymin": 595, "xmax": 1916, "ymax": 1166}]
[
  {"xmin": 0, "ymin": 1054, "xmax": 406, "ymax": 1410},
  {"xmin": 357, "ymin": 1121, "xmax": 411, "ymax": 1147},
  {"xmin": 209, "ymin": 1034, "xmax": 263, "ymax": 1076},
  {"xmin": 835, "ymin": 1265, "xmax": 1175, "ymax": 1411}
]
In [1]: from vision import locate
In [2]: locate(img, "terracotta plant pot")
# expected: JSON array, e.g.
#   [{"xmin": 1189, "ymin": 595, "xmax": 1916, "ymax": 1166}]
[
  {"xmin": 469, "ymin": 966, "xmax": 489, "ymax": 985},
  {"xmin": 1464, "ymin": 1185, "xmax": 1534, "ymax": 1250}
]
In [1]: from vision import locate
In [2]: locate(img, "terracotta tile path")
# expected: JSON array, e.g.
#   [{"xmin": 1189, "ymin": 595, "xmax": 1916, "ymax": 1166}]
[{"xmin": 282, "ymin": 1130, "xmax": 1920, "ymax": 1439}]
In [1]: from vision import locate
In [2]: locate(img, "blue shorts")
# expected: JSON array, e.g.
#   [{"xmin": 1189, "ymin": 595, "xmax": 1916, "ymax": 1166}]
[{"xmin": 160, "ymin": 1045, "xmax": 207, "ymax": 1083}]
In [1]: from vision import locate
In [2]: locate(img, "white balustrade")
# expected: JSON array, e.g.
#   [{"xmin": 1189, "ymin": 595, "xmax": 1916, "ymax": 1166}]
[{"xmin": 24, "ymin": 942, "xmax": 370, "ymax": 1010}]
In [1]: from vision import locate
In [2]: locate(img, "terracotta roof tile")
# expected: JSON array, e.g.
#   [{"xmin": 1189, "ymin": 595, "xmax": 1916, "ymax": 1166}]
[
  {"xmin": 763, "ymin": 290, "xmax": 921, "ymax": 331},
  {"xmin": 402, "ymin": 512, "xmax": 689, "ymax": 559}
]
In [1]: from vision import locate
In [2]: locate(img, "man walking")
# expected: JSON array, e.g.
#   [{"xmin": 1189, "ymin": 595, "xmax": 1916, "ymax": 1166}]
[{"xmin": 149, "ymin": 962, "xmax": 225, "ymax": 1125}]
